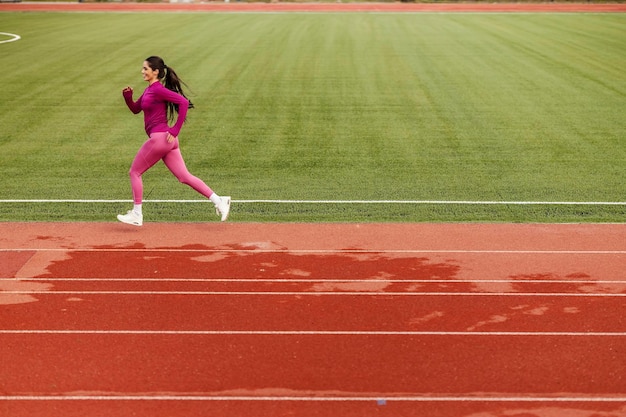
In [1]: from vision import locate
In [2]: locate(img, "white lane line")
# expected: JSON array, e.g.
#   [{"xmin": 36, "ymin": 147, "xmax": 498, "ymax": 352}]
[
  {"xmin": 1, "ymin": 248, "xmax": 625, "ymax": 254},
  {"xmin": 2, "ymin": 290, "xmax": 626, "ymax": 297},
  {"xmin": 8, "ymin": 278, "xmax": 626, "ymax": 284},
  {"xmin": 0, "ymin": 395, "xmax": 625, "ymax": 402},
  {"xmin": 1, "ymin": 330, "xmax": 625, "ymax": 336}
]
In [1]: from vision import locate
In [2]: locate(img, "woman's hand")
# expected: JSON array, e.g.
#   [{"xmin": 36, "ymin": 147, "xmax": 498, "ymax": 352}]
[
  {"xmin": 166, "ymin": 132, "xmax": 177, "ymax": 143},
  {"xmin": 122, "ymin": 86, "xmax": 133, "ymax": 97}
]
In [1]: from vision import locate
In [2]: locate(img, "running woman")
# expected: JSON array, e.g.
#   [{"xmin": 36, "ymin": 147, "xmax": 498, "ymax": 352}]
[{"xmin": 117, "ymin": 56, "xmax": 230, "ymax": 226}]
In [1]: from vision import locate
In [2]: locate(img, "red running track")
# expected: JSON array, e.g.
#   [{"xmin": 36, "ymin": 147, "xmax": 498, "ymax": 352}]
[
  {"xmin": 1, "ymin": 222, "xmax": 625, "ymax": 417},
  {"xmin": 1, "ymin": 2, "xmax": 625, "ymax": 13}
]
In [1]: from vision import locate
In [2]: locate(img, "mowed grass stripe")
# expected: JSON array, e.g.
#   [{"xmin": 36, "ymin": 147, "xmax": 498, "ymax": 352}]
[{"xmin": 0, "ymin": 13, "xmax": 624, "ymax": 222}]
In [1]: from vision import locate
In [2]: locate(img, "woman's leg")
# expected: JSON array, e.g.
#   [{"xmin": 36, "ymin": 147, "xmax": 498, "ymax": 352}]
[
  {"xmin": 162, "ymin": 141, "xmax": 214, "ymax": 198},
  {"xmin": 118, "ymin": 132, "xmax": 173, "ymax": 226},
  {"xmin": 129, "ymin": 132, "xmax": 172, "ymax": 204},
  {"xmin": 162, "ymin": 141, "xmax": 231, "ymax": 221}
]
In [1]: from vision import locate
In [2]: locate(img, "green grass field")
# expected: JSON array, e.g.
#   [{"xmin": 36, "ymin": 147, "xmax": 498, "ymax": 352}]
[{"xmin": 0, "ymin": 11, "xmax": 624, "ymax": 222}]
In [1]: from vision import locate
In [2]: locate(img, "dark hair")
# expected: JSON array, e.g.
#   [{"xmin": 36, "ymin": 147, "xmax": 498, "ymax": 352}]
[{"xmin": 145, "ymin": 56, "xmax": 194, "ymax": 122}]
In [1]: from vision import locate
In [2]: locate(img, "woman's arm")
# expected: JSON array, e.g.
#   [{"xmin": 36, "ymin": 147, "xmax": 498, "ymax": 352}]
[{"xmin": 122, "ymin": 86, "xmax": 142, "ymax": 114}]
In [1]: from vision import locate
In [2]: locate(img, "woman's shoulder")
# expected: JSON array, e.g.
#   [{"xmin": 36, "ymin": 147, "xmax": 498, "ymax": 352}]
[
  {"xmin": 154, "ymin": 83, "xmax": 187, "ymax": 103},
  {"xmin": 146, "ymin": 82, "xmax": 170, "ymax": 99},
  {"xmin": 146, "ymin": 82, "xmax": 164, "ymax": 91}
]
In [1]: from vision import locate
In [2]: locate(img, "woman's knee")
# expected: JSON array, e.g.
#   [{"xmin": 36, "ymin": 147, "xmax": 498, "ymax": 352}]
[{"xmin": 176, "ymin": 174, "xmax": 193, "ymax": 185}]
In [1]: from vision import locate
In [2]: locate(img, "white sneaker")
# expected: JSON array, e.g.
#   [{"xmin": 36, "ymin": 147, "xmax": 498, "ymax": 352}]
[
  {"xmin": 215, "ymin": 196, "xmax": 231, "ymax": 222},
  {"xmin": 117, "ymin": 210, "xmax": 143, "ymax": 226}
]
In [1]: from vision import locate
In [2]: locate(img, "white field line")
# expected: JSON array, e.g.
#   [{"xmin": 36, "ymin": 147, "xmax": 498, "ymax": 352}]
[
  {"xmin": 1, "ymin": 198, "xmax": 625, "ymax": 205},
  {"xmin": 0, "ymin": 32, "xmax": 20, "ymax": 44},
  {"xmin": 0, "ymin": 395, "xmax": 625, "ymax": 402},
  {"xmin": 1, "ymin": 330, "xmax": 625, "ymax": 336}
]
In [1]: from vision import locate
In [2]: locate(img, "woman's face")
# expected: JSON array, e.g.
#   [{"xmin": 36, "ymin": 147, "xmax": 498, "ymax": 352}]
[{"xmin": 142, "ymin": 61, "xmax": 159, "ymax": 83}]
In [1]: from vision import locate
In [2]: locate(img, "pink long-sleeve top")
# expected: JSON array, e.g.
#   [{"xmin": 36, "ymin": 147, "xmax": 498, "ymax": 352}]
[{"xmin": 123, "ymin": 81, "xmax": 189, "ymax": 137}]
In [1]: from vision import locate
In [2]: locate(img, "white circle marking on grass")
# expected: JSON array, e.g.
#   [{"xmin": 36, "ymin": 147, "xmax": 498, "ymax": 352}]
[{"xmin": 0, "ymin": 32, "xmax": 21, "ymax": 44}]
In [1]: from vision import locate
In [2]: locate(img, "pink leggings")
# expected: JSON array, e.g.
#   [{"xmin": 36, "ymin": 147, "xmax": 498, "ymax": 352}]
[{"xmin": 129, "ymin": 132, "xmax": 213, "ymax": 204}]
